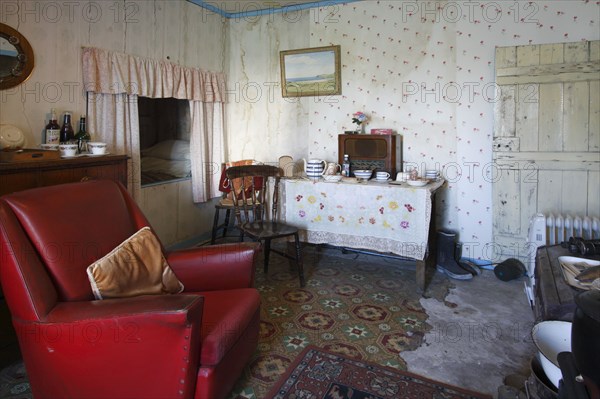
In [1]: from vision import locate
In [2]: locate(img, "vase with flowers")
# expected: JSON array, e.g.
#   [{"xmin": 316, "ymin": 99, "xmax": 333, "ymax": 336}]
[{"xmin": 352, "ymin": 111, "xmax": 368, "ymax": 134}]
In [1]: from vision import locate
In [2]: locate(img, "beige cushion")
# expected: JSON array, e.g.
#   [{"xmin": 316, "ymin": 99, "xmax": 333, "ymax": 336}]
[
  {"xmin": 87, "ymin": 227, "xmax": 184, "ymax": 300},
  {"xmin": 219, "ymin": 198, "xmax": 260, "ymax": 207}
]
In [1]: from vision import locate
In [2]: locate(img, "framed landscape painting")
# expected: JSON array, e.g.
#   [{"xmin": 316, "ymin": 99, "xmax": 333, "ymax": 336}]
[{"xmin": 280, "ymin": 45, "xmax": 341, "ymax": 97}]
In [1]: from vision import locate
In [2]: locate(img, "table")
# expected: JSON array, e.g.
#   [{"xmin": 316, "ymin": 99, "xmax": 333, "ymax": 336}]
[{"xmin": 280, "ymin": 177, "xmax": 445, "ymax": 292}]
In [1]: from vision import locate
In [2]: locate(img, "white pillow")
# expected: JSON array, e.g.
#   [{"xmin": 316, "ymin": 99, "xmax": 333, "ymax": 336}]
[
  {"xmin": 141, "ymin": 157, "xmax": 191, "ymax": 178},
  {"xmin": 141, "ymin": 140, "xmax": 190, "ymax": 161}
]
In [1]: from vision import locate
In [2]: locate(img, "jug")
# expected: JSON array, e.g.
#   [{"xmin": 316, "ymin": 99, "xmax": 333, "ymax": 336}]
[
  {"xmin": 323, "ymin": 162, "xmax": 341, "ymax": 175},
  {"xmin": 303, "ymin": 158, "xmax": 326, "ymax": 178}
]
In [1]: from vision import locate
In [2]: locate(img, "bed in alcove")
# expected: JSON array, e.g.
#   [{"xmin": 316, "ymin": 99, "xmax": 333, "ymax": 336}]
[{"xmin": 138, "ymin": 97, "xmax": 192, "ymax": 186}]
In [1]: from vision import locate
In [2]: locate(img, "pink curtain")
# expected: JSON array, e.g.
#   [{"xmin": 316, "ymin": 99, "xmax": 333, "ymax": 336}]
[{"xmin": 82, "ymin": 47, "xmax": 226, "ymax": 102}]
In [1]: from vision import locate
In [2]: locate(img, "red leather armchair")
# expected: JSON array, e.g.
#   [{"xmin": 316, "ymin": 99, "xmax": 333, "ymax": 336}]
[{"xmin": 0, "ymin": 180, "xmax": 261, "ymax": 399}]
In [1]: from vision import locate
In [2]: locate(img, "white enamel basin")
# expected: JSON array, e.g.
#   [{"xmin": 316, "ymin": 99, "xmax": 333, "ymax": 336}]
[{"xmin": 531, "ymin": 320, "xmax": 572, "ymax": 389}]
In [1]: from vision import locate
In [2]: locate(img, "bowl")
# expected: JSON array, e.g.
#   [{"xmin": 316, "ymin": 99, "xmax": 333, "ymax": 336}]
[
  {"xmin": 406, "ymin": 179, "xmax": 429, "ymax": 187},
  {"xmin": 323, "ymin": 174, "xmax": 342, "ymax": 183},
  {"xmin": 87, "ymin": 142, "xmax": 107, "ymax": 155},
  {"xmin": 353, "ymin": 170, "xmax": 372, "ymax": 180},
  {"xmin": 0, "ymin": 124, "xmax": 26, "ymax": 149},
  {"xmin": 59, "ymin": 143, "xmax": 78, "ymax": 157},
  {"xmin": 529, "ymin": 354, "xmax": 558, "ymax": 397},
  {"xmin": 532, "ymin": 320, "xmax": 572, "ymax": 389},
  {"xmin": 40, "ymin": 143, "xmax": 59, "ymax": 151}
]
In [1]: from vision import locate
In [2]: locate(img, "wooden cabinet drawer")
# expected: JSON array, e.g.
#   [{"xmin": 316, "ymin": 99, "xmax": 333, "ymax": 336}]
[
  {"xmin": 0, "ymin": 155, "xmax": 128, "ymax": 196},
  {"xmin": 0, "ymin": 172, "xmax": 38, "ymax": 195}
]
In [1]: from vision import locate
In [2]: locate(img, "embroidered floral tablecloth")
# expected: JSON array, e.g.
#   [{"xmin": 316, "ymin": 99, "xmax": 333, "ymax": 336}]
[{"xmin": 281, "ymin": 179, "xmax": 444, "ymax": 260}]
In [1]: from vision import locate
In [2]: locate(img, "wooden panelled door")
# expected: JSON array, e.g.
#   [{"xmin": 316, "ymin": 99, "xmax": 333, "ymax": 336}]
[{"xmin": 493, "ymin": 41, "xmax": 600, "ymax": 263}]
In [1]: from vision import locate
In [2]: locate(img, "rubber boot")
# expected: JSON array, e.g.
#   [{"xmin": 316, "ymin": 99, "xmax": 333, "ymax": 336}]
[
  {"xmin": 436, "ymin": 231, "xmax": 473, "ymax": 280},
  {"xmin": 455, "ymin": 242, "xmax": 481, "ymax": 276}
]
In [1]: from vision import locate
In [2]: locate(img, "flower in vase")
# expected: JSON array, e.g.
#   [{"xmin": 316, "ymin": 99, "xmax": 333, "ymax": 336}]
[{"xmin": 351, "ymin": 112, "xmax": 368, "ymax": 133}]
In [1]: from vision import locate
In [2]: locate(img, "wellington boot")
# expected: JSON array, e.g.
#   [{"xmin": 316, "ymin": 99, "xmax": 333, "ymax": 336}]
[
  {"xmin": 458, "ymin": 260, "xmax": 481, "ymax": 276},
  {"xmin": 454, "ymin": 243, "xmax": 481, "ymax": 276},
  {"xmin": 436, "ymin": 231, "xmax": 472, "ymax": 280}
]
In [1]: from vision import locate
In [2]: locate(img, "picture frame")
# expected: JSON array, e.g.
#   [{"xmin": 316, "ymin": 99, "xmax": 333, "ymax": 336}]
[{"xmin": 280, "ymin": 45, "xmax": 341, "ymax": 97}]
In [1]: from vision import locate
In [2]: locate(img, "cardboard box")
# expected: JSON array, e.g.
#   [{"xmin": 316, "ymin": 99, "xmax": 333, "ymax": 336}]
[{"xmin": 370, "ymin": 128, "xmax": 393, "ymax": 135}]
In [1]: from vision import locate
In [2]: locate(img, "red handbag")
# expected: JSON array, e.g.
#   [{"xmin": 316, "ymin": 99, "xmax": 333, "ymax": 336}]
[{"xmin": 218, "ymin": 161, "xmax": 264, "ymax": 199}]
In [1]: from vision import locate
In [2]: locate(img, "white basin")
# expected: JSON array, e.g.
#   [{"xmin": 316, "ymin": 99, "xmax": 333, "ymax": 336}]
[{"xmin": 531, "ymin": 320, "xmax": 572, "ymax": 389}]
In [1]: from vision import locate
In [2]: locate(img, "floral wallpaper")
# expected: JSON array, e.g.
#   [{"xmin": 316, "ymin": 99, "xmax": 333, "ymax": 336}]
[{"xmin": 226, "ymin": 1, "xmax": 600, "ymax": 260}]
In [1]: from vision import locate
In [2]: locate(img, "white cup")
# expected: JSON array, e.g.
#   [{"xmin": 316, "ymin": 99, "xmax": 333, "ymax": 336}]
[
  {"xmin": 376, "ymin": 171, "xmax": 390, "ymax": 180},
  {"xmin": 396, "ymin": 172, "xmax": 410, "ymax": 182},
  {"xmin": 87, "ymin": 142, "xmax": 107, "ymax": 155},
  {"xmin": 59, "ymin": 143, "xmax": 77, "ymax": 157}
]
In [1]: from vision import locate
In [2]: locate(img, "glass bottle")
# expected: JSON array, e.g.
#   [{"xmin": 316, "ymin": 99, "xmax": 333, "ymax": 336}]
[
  {"xmin": 59, "ymin": 112, "xmax": 74, "ymax": 143},
  {"xmin": 45, "ymin": 108, "xmax": 60, "ymax": 144},
  {"xmin": 74, "ymin": 116, "xmax": 90, "ymax": 153},
  {"xmin": 342, "ymin": 154, "xmax": 351, "ymax": 177}
]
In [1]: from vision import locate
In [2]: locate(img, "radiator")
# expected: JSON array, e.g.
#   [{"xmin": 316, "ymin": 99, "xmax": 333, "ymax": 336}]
[
  {"xmin": 542, "ymin": 214, "xmax": 599, "ymax": 245},
  {"xmin": 525, "ymin": 213, "xmax": 600, "ymax": 306}
]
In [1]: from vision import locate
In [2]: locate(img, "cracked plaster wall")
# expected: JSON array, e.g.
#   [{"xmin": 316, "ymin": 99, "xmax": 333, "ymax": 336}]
[
  {"xmin": 1, "ymin": 1, "xmax": 598, "ymax": 252},
  {"xmin": 0, "ymin": 1, "xmax": 226, "ymax": 246},
  {"xmin": 0, "ymin": 0, "xmax": 225, "ymax": 149},
  {"xmin": 225, "ymin": 1, "xmax": 600, "ymax": 259}
]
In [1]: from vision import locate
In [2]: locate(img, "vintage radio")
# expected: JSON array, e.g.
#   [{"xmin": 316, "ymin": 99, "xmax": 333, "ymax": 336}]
[{"xmin": 338, "ymin": 134, "xmax": 402, "ymax": 176}]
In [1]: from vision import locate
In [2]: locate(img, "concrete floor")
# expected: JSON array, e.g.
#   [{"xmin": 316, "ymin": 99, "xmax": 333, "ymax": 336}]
[{"xmin": 404, "ymin": 269, "xmax": 536, "ymax": 398}]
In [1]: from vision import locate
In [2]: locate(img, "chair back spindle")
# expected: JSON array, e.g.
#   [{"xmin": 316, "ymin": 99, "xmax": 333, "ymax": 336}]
[
  {"xmin": 226, "ymin": 165, "xmax": 280, "ymax": 226},
  {"xmin": 271, "ymin": 176, "xmax": 280, "ymax": 221}
]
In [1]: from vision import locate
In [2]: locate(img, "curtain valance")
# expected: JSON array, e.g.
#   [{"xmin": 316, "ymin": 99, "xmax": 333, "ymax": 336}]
[{"xmin": 82, "ymin": 47, "xmax": 226, "ymax": 103}]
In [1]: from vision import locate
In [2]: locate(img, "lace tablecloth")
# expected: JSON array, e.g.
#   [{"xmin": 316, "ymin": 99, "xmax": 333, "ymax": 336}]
[{"xmin": 280, "ymin": 178, "xmax": 444, "ymax": 260}]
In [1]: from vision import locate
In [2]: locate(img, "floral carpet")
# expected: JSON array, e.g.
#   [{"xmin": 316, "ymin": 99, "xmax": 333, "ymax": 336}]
[
  {"xmin": 0, "ymin": 361, "xmax": 30, "ymax": 399},
  {"xmin": 266, "ymin": 346, "xmax": 492, "ymax": 399},
  {"xmin": 229, "ymin": 244, "xmax": 451, "ymax": 399}
]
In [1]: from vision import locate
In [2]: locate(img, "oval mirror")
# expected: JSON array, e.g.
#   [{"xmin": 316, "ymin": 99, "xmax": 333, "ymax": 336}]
[{"xmin": 0, "ymin": 23, "xmax": 34, "ymax": 90}]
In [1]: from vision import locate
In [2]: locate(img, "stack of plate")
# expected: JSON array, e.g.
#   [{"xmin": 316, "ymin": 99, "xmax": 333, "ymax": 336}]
[{"xmin": 425, "ymin": 170, "xmax": 440, "ymax": 180}]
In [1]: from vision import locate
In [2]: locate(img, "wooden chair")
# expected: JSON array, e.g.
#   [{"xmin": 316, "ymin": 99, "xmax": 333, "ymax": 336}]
[
  {"xmin": 211, "ymin": 160, "xmax": 255, "ymax": 244},
  {"xmin": 226, "ymin": 164, "xmax": 305, "ymax": 287},
  {"xmin": 211, "ymin": 201, "xmax": 235, "ymax": 244}
]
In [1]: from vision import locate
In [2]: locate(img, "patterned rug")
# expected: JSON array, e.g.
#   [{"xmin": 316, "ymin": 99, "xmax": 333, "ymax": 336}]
[
  {"xmin": 266, "ymin": 345, "xmax": 492, "ymax": 399},
  {"xmin": 229, "ymin": 244, "xmax": 452, "ymax": 398},
  {"xmin": 0, "ymin": 361, "xmax": 30, "ymax": 399}
]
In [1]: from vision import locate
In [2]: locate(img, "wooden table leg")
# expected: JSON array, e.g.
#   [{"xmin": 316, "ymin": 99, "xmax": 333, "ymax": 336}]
[{"xmin": 416, "ymin": 259, "xmax": 426, "ymax": 293}]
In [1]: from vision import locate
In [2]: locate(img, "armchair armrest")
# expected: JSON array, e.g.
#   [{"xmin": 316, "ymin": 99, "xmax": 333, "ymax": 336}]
[
  {"xmin": 15, "ymin": 295, "xmax": 203, "ymax": 399},
  {"xmin": 166, "ymin": 242, "xmax": 259, "ymax": 291}
]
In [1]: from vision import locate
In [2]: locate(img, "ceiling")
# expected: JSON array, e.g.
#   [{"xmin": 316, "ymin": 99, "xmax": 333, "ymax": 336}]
[{"xmin": 186, "ymin": 0, "xmax": 361, "ymax": 18}]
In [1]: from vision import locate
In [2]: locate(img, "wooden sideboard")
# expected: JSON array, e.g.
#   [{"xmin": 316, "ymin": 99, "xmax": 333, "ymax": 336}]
[{"xmin": 0, "ymin": 154, "xmax": 128, "ymax": 196}]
